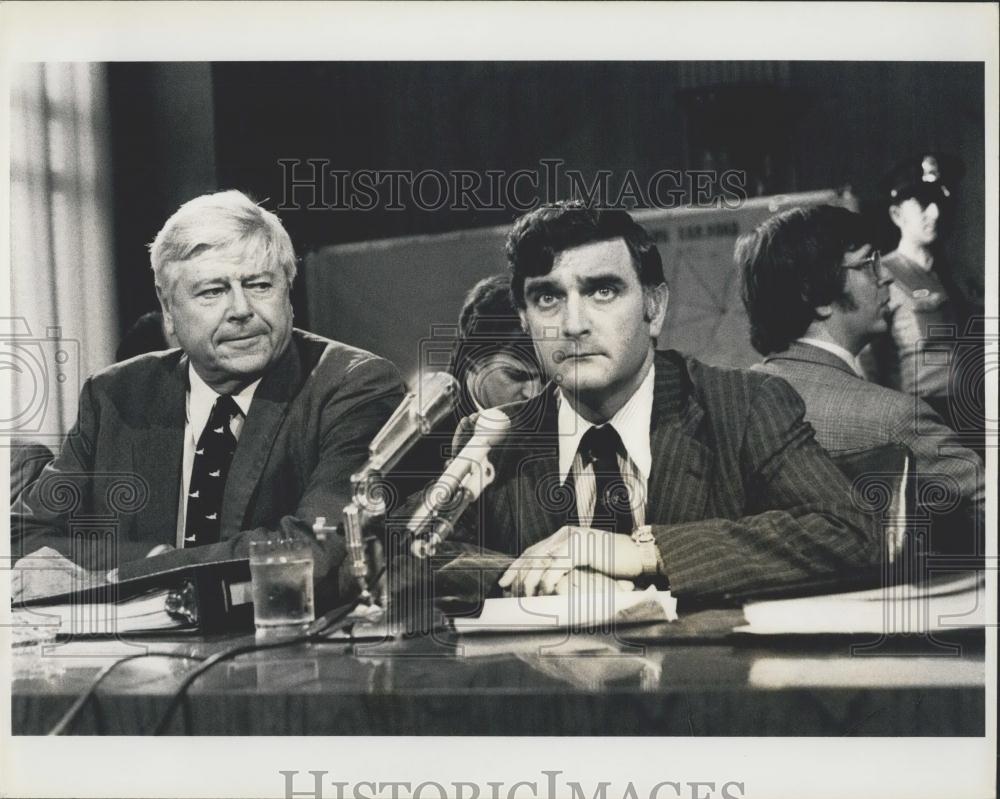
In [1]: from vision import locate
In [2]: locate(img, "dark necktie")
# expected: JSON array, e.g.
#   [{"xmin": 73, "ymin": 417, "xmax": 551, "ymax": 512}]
[
  {"xmin": 575, "ymin": 424, "xmax": 636, "ymax": 534},
  {"xmin": 183, "ymin": 395, "xmax": 241, "ymax": 548}
]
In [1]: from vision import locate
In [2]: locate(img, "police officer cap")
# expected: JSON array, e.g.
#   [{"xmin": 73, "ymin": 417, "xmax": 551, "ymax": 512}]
[{"xmin": 881, "ymin": 152, "xmax": 964, "ymax": 205}]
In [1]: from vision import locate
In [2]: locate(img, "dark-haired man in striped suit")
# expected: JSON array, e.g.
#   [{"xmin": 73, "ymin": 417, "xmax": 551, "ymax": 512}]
[{"xmin": 434, "ymin": 201, "xmax": 877, "ymax": 603}]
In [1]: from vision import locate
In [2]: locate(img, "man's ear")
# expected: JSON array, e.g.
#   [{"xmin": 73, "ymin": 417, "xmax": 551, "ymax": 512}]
[
  {"xmin": 814, "ymin": 303, "xmax": 834, "ymax": 321},
  {"xmin": 888, "ymin": 204, "xmax": 903, "ymax": 227},
  {"xmin": 644, "ymin": 284, "xmax": 668, "ymax": 337},
  {"xmin": 155, "ymin": 284, "xmax": 176, "ymax": 339}
]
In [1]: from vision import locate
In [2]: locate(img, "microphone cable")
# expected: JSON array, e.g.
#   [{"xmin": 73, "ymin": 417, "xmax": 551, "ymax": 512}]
[
  {"xmin": 48, "ymin": 572, "xmax": 387, "ymax": 736},
  {"xmin": 151, "ymin": 591, "xmax": 369, "ymax": 735}
]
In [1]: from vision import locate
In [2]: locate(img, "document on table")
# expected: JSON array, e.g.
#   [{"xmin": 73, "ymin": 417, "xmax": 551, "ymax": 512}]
[
  {"xmin": 737, "ymin": 572, "xmax": 986, "ymax": 635},
  {"xmin": 452, "ymin": 585, "xmax": 678, "ymax": 635},
  {"xmin": 12, "ymin": 589, "xmax": 193, "ymax": 639}
]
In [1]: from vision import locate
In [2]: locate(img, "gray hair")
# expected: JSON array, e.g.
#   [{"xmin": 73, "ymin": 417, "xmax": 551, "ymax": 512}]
[{"xmin": 149, "ymin": 190, "xmax": 297, "ymax": 293}]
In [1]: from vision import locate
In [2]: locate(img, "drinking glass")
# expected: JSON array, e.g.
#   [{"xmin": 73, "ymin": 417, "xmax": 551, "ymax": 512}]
[{"xmin": 248, "ymin": 537, "xmax": 315, "ymax": 638}]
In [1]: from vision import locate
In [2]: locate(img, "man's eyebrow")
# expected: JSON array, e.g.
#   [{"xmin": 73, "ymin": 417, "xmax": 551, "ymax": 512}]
[
  {"xmin": 578, "ymin": 273, "xmax": 628, "ymax": 291},
  {"xmin": 189, "ymin": 275, "xmax": 227, "ymax": 291},
  {"xmin": 524, "ymin": 278, "xmax": 561, "ymax": 297}
]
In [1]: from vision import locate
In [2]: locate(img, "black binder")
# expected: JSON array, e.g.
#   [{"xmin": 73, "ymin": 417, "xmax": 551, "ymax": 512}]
[{"xmin": 18, "ymin": 557, "xmax": 253, "ymax": 634}]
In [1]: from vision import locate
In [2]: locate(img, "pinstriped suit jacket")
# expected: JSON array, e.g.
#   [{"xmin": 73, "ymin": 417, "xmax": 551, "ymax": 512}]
[
  {"xmin": 439, "ymin": 350, "xmax": 877, "ymax": 602},
  {"xmin": 756, "ymin": 340, "xmax": 984, "ymax": 537}
]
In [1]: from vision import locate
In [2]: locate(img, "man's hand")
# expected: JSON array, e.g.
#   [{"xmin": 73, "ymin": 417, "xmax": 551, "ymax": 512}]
[
  {"xmin": 497, "ymin": 525, "xmax": 644, "ymax": 597},
  {"xmin": 552, "ymin": 568, "xmax": 635, "ymax": 596}
]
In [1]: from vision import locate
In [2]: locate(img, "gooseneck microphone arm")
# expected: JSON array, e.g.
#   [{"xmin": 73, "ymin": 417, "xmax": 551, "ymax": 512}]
[
  {"xmin": 315, "ymin": 372, "xmax": 459, "ymax": 610},
  {"xmin": 408, "ymin": 408, "xmax": 511, "ymax": 559}
]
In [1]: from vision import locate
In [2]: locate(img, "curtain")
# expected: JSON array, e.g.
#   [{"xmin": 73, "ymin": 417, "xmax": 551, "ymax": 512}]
[{"xmin": 6, "ymin": 62, "xmax": 118, "ymax": 446}]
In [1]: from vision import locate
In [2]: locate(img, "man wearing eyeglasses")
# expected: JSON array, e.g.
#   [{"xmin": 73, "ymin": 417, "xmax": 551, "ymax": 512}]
[{"xmin": 738, "ymin": 205, "xmax": 984, "ymax": 549}]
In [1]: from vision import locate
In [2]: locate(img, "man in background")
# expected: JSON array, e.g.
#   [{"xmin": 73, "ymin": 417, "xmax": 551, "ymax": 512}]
[
  {"xmin": 449, "ymin": 274, "xmax": 542, "ymax": 415},
  {"xmin": 390, "ymin": 274, "xmax": 542, "ymax": 499},
  {"xmin": 861, "ymin": 154, "xmax": 968, "ymax": 420},
  {"xmin": 115, "ymin": 310, "xmax": 179, "ymax": 362},
  {"xmin": 12, "ymin": 190, "xmax": 403, "ymax": 601},
  {"xmin": 739, "ymin": 205, "xmax": 983, "ymax": 555}
]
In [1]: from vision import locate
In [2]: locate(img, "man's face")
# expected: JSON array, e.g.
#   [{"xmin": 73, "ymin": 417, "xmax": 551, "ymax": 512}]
[
  {"xmin": 519, "ymin": 238, "xmax": 666, "ymax": 416},
  {"xmin": 832, "ymin": 244, "xmax": 893, "ymax": 351},
  {"xmin": 467, "ymin": 350, "xmax": 542, "ymax": 410},
  {"xmin": 890, "ymin": 196, "xmax": 941, "ymax": 247},
  {"xmin": 159, "ymin": 250, "xmax": 293, "ymax": 393}
]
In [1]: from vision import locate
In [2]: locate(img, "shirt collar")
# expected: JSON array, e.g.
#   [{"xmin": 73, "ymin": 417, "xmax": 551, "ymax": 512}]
[
  {"xmin": 797, "ymin": 337, "xmax": 864, "ymax": 378},
  {"xmin": 556, "ymin": 361, "xmax": 655, "ymax": 485},
  {"xmin": 186, "ymin": 364, "xmax": 260, "ymax": 434}
]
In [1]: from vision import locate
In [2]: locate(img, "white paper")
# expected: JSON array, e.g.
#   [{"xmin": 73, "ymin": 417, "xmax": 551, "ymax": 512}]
[
  {"xmin": 738, "ymin": 573, "xmax": 986, "ymax": 635},
  {"xmin": 452, "ymin": 585, "xmax": 677, "ymax": 635}
]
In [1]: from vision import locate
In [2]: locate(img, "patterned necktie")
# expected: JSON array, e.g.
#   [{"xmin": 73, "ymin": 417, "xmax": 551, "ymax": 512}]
[
  {"xmin": 184, "ymin": 395, "xmax": 242, "ymax": 547},
  {"xmin": 576, "ymin": 424, "xmax": 636, "ymax": 534}
]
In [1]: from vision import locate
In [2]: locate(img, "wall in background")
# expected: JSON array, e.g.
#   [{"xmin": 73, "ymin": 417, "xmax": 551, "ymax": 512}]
[
  {"xmin": 107, "ymin": 62, "xmax": 217, "ymax": 334},
  {"xmin": 105, "ymin": 61, "xmax": 985, "ymax": 336},
  {"xmin": 305, "ymin": 189, "xmax": 856, "ymax": 382}
]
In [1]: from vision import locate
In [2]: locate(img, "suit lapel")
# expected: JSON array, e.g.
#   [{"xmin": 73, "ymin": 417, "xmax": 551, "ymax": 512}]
[
  {"xmin": 494, "ymin": 387, "xmax": 564, "ymax": 551},
  {"xmin": 132, "ymin": 354, "xmax": 187, "ymax": 544},
  {"xmin": 221, "ymin": 337, "xmax": 302, "ymax": 535},
  {"xmin": 645, "ymin": 352, "xmax": 714, "ymax": 524}
]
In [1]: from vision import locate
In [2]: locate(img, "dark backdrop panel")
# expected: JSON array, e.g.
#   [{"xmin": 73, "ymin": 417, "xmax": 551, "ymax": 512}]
[
  {"xmin": 108, "ymin": 63, "xmax": 217, "ymax": 335},
  {"xmin": 107, "ymin": 61, "xmax": 985, "ymax": 340}
]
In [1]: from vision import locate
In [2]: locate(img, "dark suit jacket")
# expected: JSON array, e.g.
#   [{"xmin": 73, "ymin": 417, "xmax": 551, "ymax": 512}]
[
  {"xmin": 757, "ymin": 341, "xmax": 984, "ymax": 548},
  {"xmin": 9, "ymin": 439, "xmax": 55, "ymax": 506},
  {"xmin": 11, "ymin": 329, "xmax": 404, "ymax": 589},
  {"xmin": 433, "ymin": 350, "xmax": 878, "ymax": 602}
]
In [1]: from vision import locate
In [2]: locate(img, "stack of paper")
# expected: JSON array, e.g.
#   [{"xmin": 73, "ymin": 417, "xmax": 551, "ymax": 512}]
[
  {"xmin": 12, "ymin": 589, "xmax": 190, "ymax": 638},
  {"xmin": 452, "ymin": 585, "xmax": 677, "ymax": 635},
  {"xmin": 738, "ymin": 572, "xmax": 986, "ymax": 635}
]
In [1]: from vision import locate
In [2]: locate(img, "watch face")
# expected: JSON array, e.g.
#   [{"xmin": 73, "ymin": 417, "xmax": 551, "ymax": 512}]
[{"xmin": 632, "ymin": 527, "xmax": 654, "ymax": 544}]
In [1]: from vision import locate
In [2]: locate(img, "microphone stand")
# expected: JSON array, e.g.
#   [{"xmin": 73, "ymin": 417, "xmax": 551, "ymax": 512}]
[
  {"xmin": 408, "ymin": 458, "xmax": 496, "ymax": 559},
  {"xmin": 407, "ymin": 408, "xmax": 510, "ymax": 558},
  {"xmin": 319, "ymin": 372, "xmax": 459, "ymax": 638}
]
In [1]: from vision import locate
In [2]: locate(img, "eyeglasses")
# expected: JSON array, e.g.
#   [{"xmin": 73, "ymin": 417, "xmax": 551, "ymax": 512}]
[{"xmin": 843, "ymin": 249, "xmax": 882, "ymax": 279}]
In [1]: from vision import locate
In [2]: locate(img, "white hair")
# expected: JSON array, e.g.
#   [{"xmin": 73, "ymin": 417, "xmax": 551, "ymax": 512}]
[{"xmin": 149, "ymin": 190, "xmax": 297, "ymax": 292}]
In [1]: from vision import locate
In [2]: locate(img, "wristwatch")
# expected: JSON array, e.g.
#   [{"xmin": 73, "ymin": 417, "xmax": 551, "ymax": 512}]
[{"xmin": 630, "ymin": 525, "xmax": 659, "ymax": 575}]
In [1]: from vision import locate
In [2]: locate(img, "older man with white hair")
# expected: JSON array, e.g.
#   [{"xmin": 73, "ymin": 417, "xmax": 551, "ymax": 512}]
[{"xmin": 12, "ymin": 190, "xmax": 404, "ymax": 599}]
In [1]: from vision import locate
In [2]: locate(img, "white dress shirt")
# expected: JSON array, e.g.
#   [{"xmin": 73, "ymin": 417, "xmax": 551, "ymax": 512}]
[
  {"xmin": 174, "ymin": 366, "xmax": 260, "ymax": 548},
  {"xmin": 797, "ymin": 337, "xmax": 864, "ymax": 378},
  {"xmin": 556, "ymin": 362, "xmax": 655, "ymax": 529}
]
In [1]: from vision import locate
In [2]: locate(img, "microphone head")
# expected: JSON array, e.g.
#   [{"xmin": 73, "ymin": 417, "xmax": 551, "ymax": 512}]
[
  {"xmin": 470, "ymin": 407, "xmax": 512, "ymax": 446},
  {"xmin": 362, "ymin": 371, "xmax": 459, "ymax": 478},
  {"xmin": 416, "ymin": 371, "xmax": 460, "ymax": 433}
]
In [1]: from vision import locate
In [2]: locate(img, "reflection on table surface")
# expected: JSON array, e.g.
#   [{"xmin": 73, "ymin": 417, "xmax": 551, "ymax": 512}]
[{"xmin": 11, "ymin": 608, "xmax": 985, "ymax": 736}]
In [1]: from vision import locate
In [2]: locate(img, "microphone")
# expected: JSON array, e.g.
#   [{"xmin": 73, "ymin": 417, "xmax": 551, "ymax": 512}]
[
  {"xmin": 337, "ymin": 371, "xmax": 457, "ymax": 608},
  {"xmin": 352, "ymin": 371, "xmax": 459, "ymax": 487},
  {"xmin": 408, "ymin": 407, "xmax": 511, "ymax": 557}
]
